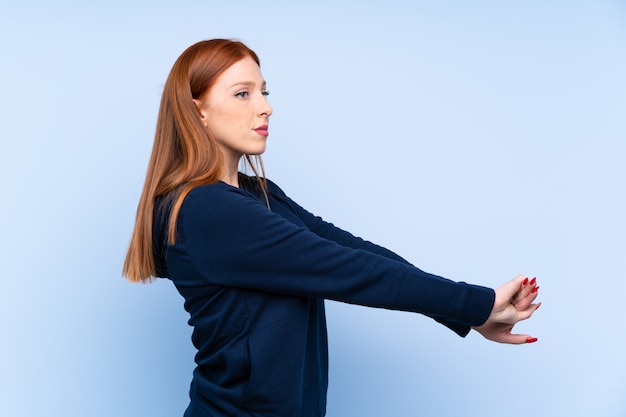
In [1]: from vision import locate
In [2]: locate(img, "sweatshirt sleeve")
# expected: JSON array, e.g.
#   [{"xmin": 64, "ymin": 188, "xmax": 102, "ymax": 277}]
[
  {"xmin": 266, "ymin": 180, "xmax": 411, "ymax": 264},
  {"xmin": 266, "ymin": 181, "xmax": 480, "ymax": 336},
  {"xmin": 176, "ymin": 185, "xmax": 495, "ymax": 328}
]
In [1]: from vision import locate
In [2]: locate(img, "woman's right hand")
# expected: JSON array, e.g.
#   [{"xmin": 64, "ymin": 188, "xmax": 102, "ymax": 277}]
[{"xmin": 472, "ymin": 275, "xmax": 541, "ymax": 344}]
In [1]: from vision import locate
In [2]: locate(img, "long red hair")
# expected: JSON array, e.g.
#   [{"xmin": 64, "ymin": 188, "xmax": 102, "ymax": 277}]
[{"xmin": 123, "ymin": 39, "xmax": 266, "ymax": 283}]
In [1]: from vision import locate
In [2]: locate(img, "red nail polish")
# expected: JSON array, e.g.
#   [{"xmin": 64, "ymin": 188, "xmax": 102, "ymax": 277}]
[
  {"xmin": 531, "ymin": 286, "xmax": 540, "ymax": 293},
  {"xmin": 523, "ymin": 278, "xmax": 529, "ymax": 285},
  {"xmin": 526, "ymin": 337, "xmax": 538, "ymax": 344},
  {"xmin": 529, "ymin": 277, "xmax": 537, "ymax": 286}
]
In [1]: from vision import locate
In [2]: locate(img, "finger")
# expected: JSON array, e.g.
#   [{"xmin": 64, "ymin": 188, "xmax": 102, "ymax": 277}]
[
  {"xmin": 513, "ymin": 277, "xmax": 540, "ymax": 308},
  {"xmin": 498, "ymin": 275, "xmax": 528, "ymax": 302},
  {"xmin": 512, "ymin": 279, "xmax": 530, "ymax": 306},
  {"xmin": 512, "ymin": 276, "xmax": 539, "ymax": 303}
]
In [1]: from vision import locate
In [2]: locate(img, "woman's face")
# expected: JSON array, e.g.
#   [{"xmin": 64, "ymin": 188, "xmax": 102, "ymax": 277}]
[{"xmin": 194, "ymin": 57, "xmax": 273, "ymax": 164}]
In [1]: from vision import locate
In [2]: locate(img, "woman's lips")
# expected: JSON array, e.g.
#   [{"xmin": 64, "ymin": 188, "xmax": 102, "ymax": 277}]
[{"xmin": 254, "ymin": 124, "xmax": 269, "ymax": 136}]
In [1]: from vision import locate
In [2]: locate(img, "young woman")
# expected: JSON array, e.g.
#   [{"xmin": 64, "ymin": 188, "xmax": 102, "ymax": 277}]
[{"xmin": 123, "ymin": 39, "xmax": 541, "ymax": 417}]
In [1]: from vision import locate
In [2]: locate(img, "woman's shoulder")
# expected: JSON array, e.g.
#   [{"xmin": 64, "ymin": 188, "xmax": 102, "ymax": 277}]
[
  {"xmin": 186, "ymin": 181, "xmax": 250, "ymax": 205},
  {"xmin": 187, "ymin": 181, "xmax": 231, "ymax": 196},
  {"xmin": 183, "ymin": 179, "xmax": 270, "ymax": 214},
  {"xmin": 182, "ymin": 176, "xmax": 289, "ymax": 213}
]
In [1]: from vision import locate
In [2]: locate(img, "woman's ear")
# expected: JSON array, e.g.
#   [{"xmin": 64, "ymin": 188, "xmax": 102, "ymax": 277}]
[{"xmin": 192, "ymin": 99, "xmax": 208, "ymax": 127}]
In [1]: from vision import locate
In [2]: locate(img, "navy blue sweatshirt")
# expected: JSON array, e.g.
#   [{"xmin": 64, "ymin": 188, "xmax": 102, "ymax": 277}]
[{"xmin": 153, "ymin": 175, "xmax": 495, "ymax": 417}]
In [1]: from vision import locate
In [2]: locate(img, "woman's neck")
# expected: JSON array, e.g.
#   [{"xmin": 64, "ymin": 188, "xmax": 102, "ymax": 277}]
[{"xmin": 220, "ymin": 153, "xmax": 241, "ymax": 188}]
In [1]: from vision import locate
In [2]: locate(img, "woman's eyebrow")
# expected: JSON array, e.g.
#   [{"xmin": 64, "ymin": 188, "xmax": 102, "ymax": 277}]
[{"xmin": 229, "ymin": 80, "xmax": 267, "ymax": 89}]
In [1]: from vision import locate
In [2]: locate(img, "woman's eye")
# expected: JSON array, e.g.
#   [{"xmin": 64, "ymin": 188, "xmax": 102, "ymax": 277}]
[
  {"xmin": 235, "ymin": 91, "xmax": 249, "ymax": 98},
  {"xmin": 262, "ymin": 91, "xmax": 270, "ymax": 97}
]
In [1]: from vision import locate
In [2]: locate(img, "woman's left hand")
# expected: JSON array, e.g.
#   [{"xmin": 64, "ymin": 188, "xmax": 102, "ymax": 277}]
[{"xmin": 472, "ymin": 275, "xmax": 541, "ymax": 344}]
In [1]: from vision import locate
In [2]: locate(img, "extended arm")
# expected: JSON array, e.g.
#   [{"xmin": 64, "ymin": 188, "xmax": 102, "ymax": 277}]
[
  {"xmin": 266, "ymin": 181, "xmax": 484, "ymax": 336},
  {"xmin": 267, "ymin": 182, "xmax": 542, "ymax": 343},
  {"xmin": 175, "ymin": 184, "xmax": 495, "ymax": 327}
]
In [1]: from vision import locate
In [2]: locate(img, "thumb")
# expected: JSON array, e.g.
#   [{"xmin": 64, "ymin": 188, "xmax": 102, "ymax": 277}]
[
  {"xmin": 499, "ymin": 333, "xmax": 538, "ymax": 345},
  {"xmin": 515, "ymin": 302, "xmax": 542, "ymax": 322}
]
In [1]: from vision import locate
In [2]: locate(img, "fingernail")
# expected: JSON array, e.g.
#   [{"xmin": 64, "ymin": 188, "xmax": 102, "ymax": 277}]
[
  {"xmin": 526, "ymin": 337, "xmax": 538, "ymax": 344},
  {"xmin": 531, "ymin": 286, "xmax": 540, "ymax": 294},
  {"xmin": 523, "ymin": 277, "xmax": 529, "ymax": 285},
  {"xmin": 529, "ymin": 277, "xmax": 537, "ymax": 286},
  {"xmin": 535, "ymin": 302, "xmax": 541, "ymax": 310}
]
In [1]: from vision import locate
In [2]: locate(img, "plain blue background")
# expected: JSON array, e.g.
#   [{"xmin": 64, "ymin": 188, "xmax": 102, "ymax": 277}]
[{"xmin": 1, "ymin": 1, "xmax": 625, "ymax": 416}]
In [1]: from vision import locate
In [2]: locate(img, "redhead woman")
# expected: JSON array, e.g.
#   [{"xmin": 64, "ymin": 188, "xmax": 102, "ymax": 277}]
[{"xmin": 123, "ymin": 39, "xmax": 541, "ymax": 417}]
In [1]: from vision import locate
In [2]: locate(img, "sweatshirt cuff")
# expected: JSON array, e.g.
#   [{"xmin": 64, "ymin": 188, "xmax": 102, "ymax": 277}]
[
  {"xmin": 431, "ymin": 284, "xmax": 495, "ymax": 337},
  {"xmin": 460, "ymin": 284, "xmax": 495, "ymax": 327},
  {"xmin": 433, "ymin": 317, "xmax": 472, "ymax": 337}
]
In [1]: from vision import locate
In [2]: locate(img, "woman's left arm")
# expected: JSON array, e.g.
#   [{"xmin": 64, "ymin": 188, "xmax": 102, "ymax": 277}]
[{"xmin": 268, "ymin": 181, "xmax": 478, "ymax": 336}]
